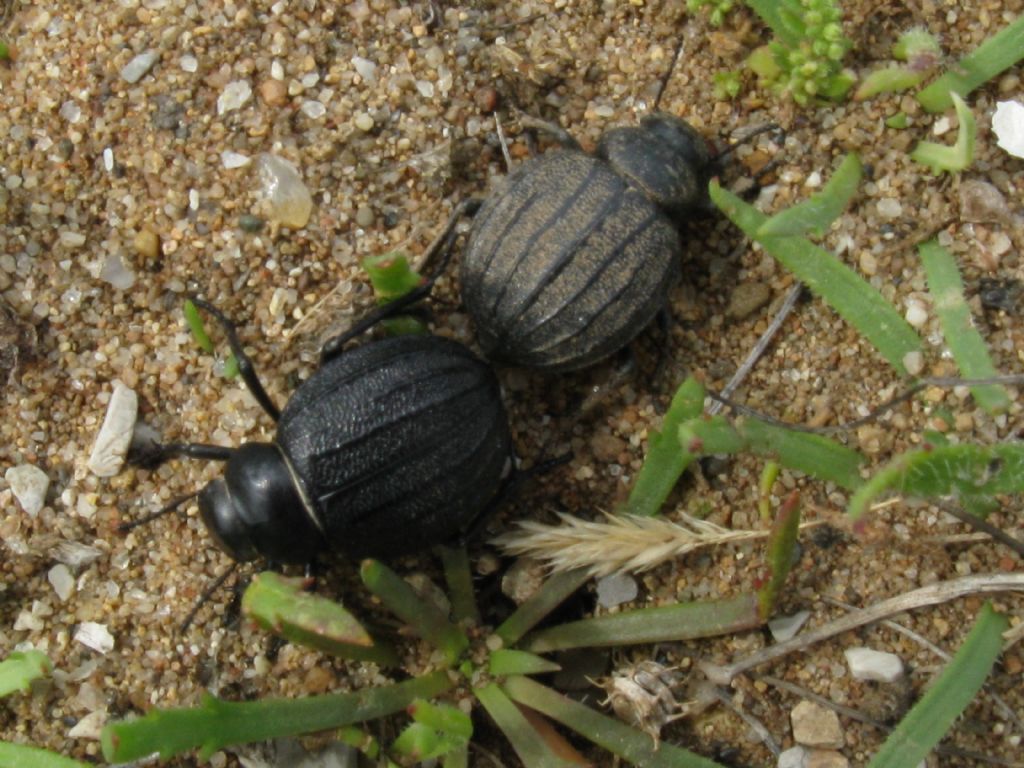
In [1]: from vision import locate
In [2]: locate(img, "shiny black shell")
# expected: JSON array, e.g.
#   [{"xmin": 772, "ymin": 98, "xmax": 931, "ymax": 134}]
[
  {"xmin": 275, "ymin": 334, "xmax": 512, "ymax": 558},
  {"xmin": 460, "ymin": 149, "xmax": 682, "ymax": 371}
]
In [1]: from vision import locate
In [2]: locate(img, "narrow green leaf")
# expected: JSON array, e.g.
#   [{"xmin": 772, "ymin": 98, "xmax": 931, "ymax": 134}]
[
  {"xmin": 241, "ymin": 572, "xmax": 398, "ymax": 666},
  {"xmin": 848, "ymin": 442, "xmax": 1024, "ymax": 520},
  {"xmin": 522, "ymin": 593, "xmax": 761, "ymax": 653},
  {"xmin": 919, "ymin": 239, "xmax": 1010, "ymax": 413},
  {"xmin": 474, "ymin": 684, "xmax": 580, "ymax": 768},
  {"xmin": 917, "ymin": 14, "xmax": 1024, "ymax": 112},
  {"xmin": 745, "ymin": 0, "xmax": 806, "ymax": 47},
  {"xmin": 854, "ymin": 67, "xmax": 924, "ymax": 100},
  {"xmin": 910, "ymin": 92, "xmax": 976, "ymax": 173},
  {"xmin": 495, "ymin": 569, "xmax": 590, "ymax": 648},
  {"xmin": 489, "ymin": 649, "xmax": 562, "ymax": 677},
  {"xmin": 408, "ymin": 699, "xmax": 473, "ymax": 740},
  {"xmin": 184, "ymin": 299, "xmax": 215, "ymax": 353},
  {"xmin": 363, "ymin": 252, "xmax": 424, "ymax": 302},
  {"xmin": 757, "ymin": 492, "xmax": 802, "ymax": 619},
  {"xmin": 868, "ymin": 603, "xmax": 1008, "ymax": 768},
  {"xmin": 885, "ymin": 112, "xmax": 909, "ymax": 129},
  {"xmin": 758, "ymin": 461, "xmax": 781, "ymax": 521},
  {"xmin": 758, "ymin": 154, "xmax": 862, "ymax": 237},
  {"xmin": 101, "ymin": 670, "xmax": 455, "ymax": 762},
  {"xmin": 360, "ymin": 559, "xmax": 468, "ymax": 664},
  {"xmin": 623, "ymin": 376, "xmax": 706, "ymax": 516},
  {"xmin": 0, "ymin": 743, "xmax": 89, "ymax": 768},
  {"xmin": 893, "ymin": 28, "xmax": 941, "ymax": 63},
  {"xmin": 710, "ymin": 181, "xmax": 922, "ymax": 375},
  {"xmin": 504, "ymin": 677, "xmax": 728, "ymax": 768},
  {"xmin": 0, "ymin": 650, "xmax": 52, "ymax": 697},
  {"xmin": 437, "ymin": 545, "xmax": 480, "ymax": 625}
]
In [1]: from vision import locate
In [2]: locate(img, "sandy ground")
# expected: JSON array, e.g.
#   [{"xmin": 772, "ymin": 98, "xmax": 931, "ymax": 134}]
[{"xmin": 1, "ymin": 0, "xmax": 1022, "ymax": 766}]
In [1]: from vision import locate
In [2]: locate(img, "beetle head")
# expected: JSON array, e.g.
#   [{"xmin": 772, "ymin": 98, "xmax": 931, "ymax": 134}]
[
  {"xmin": 597, "ymin": 113, "xmax": 716, "ymax": 221},
  {"xmin": 198, "ymin": 442, "xmax": 324, "ymax": 564}
]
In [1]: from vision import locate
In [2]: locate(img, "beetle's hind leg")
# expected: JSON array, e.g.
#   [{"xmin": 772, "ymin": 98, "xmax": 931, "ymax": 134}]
[{"xmin": 319, "ymin": 198, "xmax": 482, "ymax": 363}]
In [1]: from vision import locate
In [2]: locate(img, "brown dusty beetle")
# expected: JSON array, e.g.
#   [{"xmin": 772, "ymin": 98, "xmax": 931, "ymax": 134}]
[
  {"xmin": 459, "ymin": 113, "xmax": 715, "ymax": 372},
  {"xmin": 126, "ymin": 294, "xmax": 514, "ymax": 574}
]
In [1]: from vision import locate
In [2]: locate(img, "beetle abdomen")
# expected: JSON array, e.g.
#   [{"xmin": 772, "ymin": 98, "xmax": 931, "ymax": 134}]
[
  {"xmin": 276, "ymin": 335, "xmax": 512, "ymax": 558},
  {"xmin": 462, "ymin": 151, "xmax": 681, "ymax": 371}
]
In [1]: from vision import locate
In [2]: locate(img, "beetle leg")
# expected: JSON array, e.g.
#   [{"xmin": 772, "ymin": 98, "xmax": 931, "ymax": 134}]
[
  {"xmin": 188, "ymin": 297, "xmax": 282, "ymax": 421},
  {"xmin": 518, "ymin": 114, "xmax": 583, "ymax": 152},
  {"xmin": 129, "ymin": 440, "xmax": 233, "ymax": 468},
  {"xmin": 320, "ymin": 198, "xmax": 482, "ymax": 363}
]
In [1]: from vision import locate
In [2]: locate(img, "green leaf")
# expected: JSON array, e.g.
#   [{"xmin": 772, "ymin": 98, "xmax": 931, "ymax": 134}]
[
  {"xmin": 504, "ymin": 677, "xmax": 728, "ymax": 768},
  {"xmin": 917, "ymin": 14, "xmax": 1024, "ymax": 112},
  {"xmin": 0, "ymin": 650, "xmax": 52, "ymax": 698},
  {"xmin": 710, "ymin": 180, "xmax": 922, "ymax": 375},
  {"xmin": 885, "ymin": 112, "xmax": 909, "ymax": 129},
  {"xmin": 408, "ymin": 699, "xmax": 473, "ymax": 740},
  {"xmin": 437, "ymin": 545, "xmax": 480, "ymax": 625},
  {"xmin": 392, "ymin": 722, "xmax": 467, "ymax": 762},
  {"xmin": 241, "ymin": 572, "xmax": 399, "ymax": 666},
  {"xmin": 184, "ymin": 299, "xmax": 215, "ymax": 353},
  {"xmin": 0, "ymin": 41, "xmax": 9, "ymax": 61},
  {"xmin": 488, "ymin": 649, "xmax": 562, "ymax": 677},
  {"xmin": 919, "ymin": 239, "xmax": 1010, "ymax": 414},
  {"xmin": 868, "ymin": 603, "xmax": 1008, "ymax": 768},
  {"xmin": 474, "ymin": 684, "xmax": 582, "ymax": 768},
  {"xmin": 360, "ymin": 559, "xmax": 468, "ymax": 665},
  {"xmin": 758, "ymin": 153, "xmax": 862, "ymax": 237},
  {"xmin": 101, "ymin": 670, "xmax": 455, "ymax": 762},
  {"xmin": 0, "ymin": 743, "xmax": 89, "ymax": 768},
  {"xmin": 363, "ymin": 252, "xmax": 424, "ymax": 303},
  {"xmin": 522, "ymin": 593, "xmax": 761, "ymax": 653},
  {"xmin": 892, "ymin": 28, "xmax": 941, "ymax": 62},
  {"xmin": 757, "ymin": 492, "xmax": 802, "ymax": 619},
  {"xmin": 854, "ymin": 67, "xmax": 924, "ymax": 100},
  {"xmin": 623, "ymin": 376, "xmax": 706, "ymax": 516},
  {"xmin": 910, "ymin": 92, "xmax": 976, "ymax": 173},
  {"xmin": 495, "ymin": 569, "xmax": 591, "ymax": 647},
  {"xmin": 848, "ymin": 442, "xmax": 1024, "ymax": 521}
]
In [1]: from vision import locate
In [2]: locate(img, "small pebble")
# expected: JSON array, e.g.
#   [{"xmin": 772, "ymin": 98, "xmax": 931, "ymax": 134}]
[
  {"xmin": 992, "ymin": 100, "xmax": 1024, "ymax": 159},
  {"xmin": 120, "ymin": 50, "xmax": 158, "ymax": 84},
  {"xmin": 596, "ymin": 572, "xmax": 638, "ymax": 607},
  {"xmin": 351, "ymin": 55, "xmax": 377, "ymax": 83},
  {"xmin": 132, "ymin": 229, "xmax": 160, "ymax": 261},
  {"xmin": 791, "ymin": 700, "xmax": 844, "ymax": 749},
  {"xmin": 48, "ymin": 564, "xmax": 75, "ymax": 601},
  {"xmin": 74, "ymin": 622, "xmax": 115, "ymax": 654},
  {"xmin": 876, "ymin": 198, "xmax": 903, "ymax": 219},
  {"xmin": 52, "ymin": 541, "xmax": 104, "ymax": 569},
  {"xmin": 103, "ymin": 147, "xmax": 114, "ymax": 172},
  {"xmin": 68, "ymin": 711, "xmax": 106, "ymax": 740},
  {"xmin": 902, "ymin": 350, "xmax": 924, "ymax": 376},
  {"xmin": 217, "ymin": 80, "xmax": 252, "ymax": 115},
  {"xmin": 355, "ymin": 205, "xmax": 374, "ymax": 228},
  {"xmin": 179, "ymin": 54, "xmax": 198, "ymax": 73},
  {"xmin": 5, "ymin": 464, "xmax": 50, "ymax": 517},
  {"xmin": 87, "ymin": 380, "xmax": 138, "ymax": 477},
  {"xmin": 100, "ymin": 253, "xmax": 135, "ymax": 290},
  {"xmin": 354, "ymin": 112, "xmax": 375, "ymax": 132},
  {"xmin": 844, "ymin": 647, "xmax": 904, "ymax": 683},
  {"xmin": 238, "ymin": 214, "xmax": 265, "ymax": 233},
  {"xmin": 300, "ymin": 100, "xmax": 326, "ymax": 119},
  {"xmin": 768, "ymin": 610, "xmax": 811, "ymax": 642},
  {"xmin": 904, "ymin": 301, "xmax": 928, "ymax": 328},
  {"xmin": 958, "ymin": 179, "xmax": 1015, "ymax": 225},
  {"xmin": 258, "ymin": 79, "xmax": 287, "ymax": 106},
  {"xmin": 726, "ymin": 281, "xmax": 772, "ymax": 320},
  {"xmin": 501, "ymin": 558, "xmax": 546, "ymax": 604},
  {"xmin": 221, "ymin": 150, "xmax": 251, "ymax": 169},
  {"xmin": 255, "ymin": 153, "xmax": 313, "ymax": 228}
]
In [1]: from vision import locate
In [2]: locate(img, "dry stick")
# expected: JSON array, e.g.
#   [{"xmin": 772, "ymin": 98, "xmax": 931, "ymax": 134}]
[
  {"xmin": 822, "ymin": 596, "xmax": 1024, "ymax": 736},
  {"xmin": 933, "ymin": 500, "xmax": 1024, "ymax": 559},
  {"xmin": 707, "ymin": 282, "xmax": 804, "ymax": 417},
  {"xmin": 711, "ymin": 686, "xmax": 781, "ymax": 757},
  {"xmin": 699, "ymin": 573, "xmax": 1024, "ymax": 685}
]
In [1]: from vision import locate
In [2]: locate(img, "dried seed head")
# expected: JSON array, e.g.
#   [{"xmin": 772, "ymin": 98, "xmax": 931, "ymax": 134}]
[{"xmin": 599, "ymin": 660, "xmax": 692, "ymax": 745}]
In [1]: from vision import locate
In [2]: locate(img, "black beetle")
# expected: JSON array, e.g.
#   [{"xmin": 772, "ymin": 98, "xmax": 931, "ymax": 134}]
[
  {"xmin": 129, "ymin": 298, "xmax": 514, "ymax": 567},
  {"xmin": 458, "ymin": 112, "xmax": 715, "ymax": 372}
]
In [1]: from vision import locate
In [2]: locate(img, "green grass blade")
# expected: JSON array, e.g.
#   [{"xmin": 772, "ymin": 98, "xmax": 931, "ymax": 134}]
[
  {"xmin": 848, "ymin": 442, "xmax": 1024, "ymax": 520},
  {"xmin": 437, "ymin": 545, "xmax": 480, "ymax": 625},
  {"xmin": 360, "ymin": 559, "xmax": 468, "ymax": 665},
  {"xmin": 854, "ymin": 67, "xmax": 924, "ymax": 100},
  {"xmin": 919, "ymin": 239, "xmax": 1010, "ymax": 413},
  {"xmin": 522, "ymin": 593, "xmax": 761, "ymax": 653},
  {"xmin": 0, "ymin": 650, "xmax": 52, "ymax": 697},
  {"xmin": 910, "ymin": 92, "xmax": 976, "ymax": 173},
  {"xmin": 758, "ymin": 153, "xmax": 862, "ymax": 237},
  {"xmin": 408, "ymin": 699, "xmax": 473, "ymax": 740},
  {"xmin": 101, "ymin": 670, "xmax": 455, "ymax": 762},
  {"xmin": 917, "ymin": 15, "xmax": 1024, "ymax": 112},
  {"xmin": 710, "ymin": 181, "xmax": 921, "ymax": 375},
  {"xmin": 679, "ymin": 414, "xmax": 865, "ymax": 490},
  {"xmin": 241, "ymin": 572, "xmax": 399, "ymax": 666},
  {"xmin": 183, "ymin": 299, "xmax": 215, "ymax": 353},
  {"xmin": 504, "ymin": 677, "xmax": 728, "ymax": 768},
  {"xmin": 868, "ymin": 603, "xmax": 1008, "ymax": 768},
  {"xmin": 495, "ymin": 569, "xmax": 590, "ymax": 647},
  {"xmin": 489, "ymin": 649, "xmax": 562, "ymax": 677},
  {"xmin": 474, "ymin": 683, "xmax": 581, "ymax": 768},
  {"xmin": 623, "ymin": 376, "xmax": 706, "ymax": 516},
  {"xmin": 0, "ymin": 743, "xmax": 89, "ymax": 768},
  {"xmin": 757, "ymin": 492, "xmax": 801, "ymax": 619}
]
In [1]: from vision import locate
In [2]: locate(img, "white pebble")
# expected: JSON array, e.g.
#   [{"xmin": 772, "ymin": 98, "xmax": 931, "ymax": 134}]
[
  {"xmin": 103, "ymin": 147, "xmax": 114, "ymax": 172},
  {"xmin": 68, "ymin": 711, "xmax": 107, "ymax": 740},
  {"xmin": 768, "ymin": 610, "xmax": 811, "ymax": 642},
  {"xmin": 5, "ymin": 464, "xmax": 50, "ymax": 517},
  {"xmin": 902, "ymin": 350, "xmax": 924, "ymax": 376},
  {"xmin": 271, "ymin": 60, "xmax": 284, "ymax": 80},
  {"xmin": 992, "ymin": 100, "xmax": 1024, "ymax": 159},
  {"xmin": 74, "ymin": 622, "xmax": 115, "ymax": 654},
  {"xmin": 59, "ymin": 230, "xmax": 86, "ymax": 247},
  {"xmin": 180, "ymin": 54, "xmax": 198, "ymax": 73},
  {"xmin": 845, "ymin": 647, "xmax": 904, "ymax": 683},
  {"xmin": 14, "ymin": 609, "xmax": 45, "ymax": 631},
  {"xmin": 804, "ymin": 171, "xmax": 822, "ymax": 188},
  {"xmin": 876, "ymin": 198, "xmax": 903, "ymax": 219},
  {"xmin": 351, "ymin": 56, "xmax": 377, "ymax": 83},
  {"xmin": 87, "ymin": 380, "xmax": 138, "ymax": 477},
  {"xmin": 300, "ymin": 100, "xmax": 326, "ymax": 119},
  {"xmin": 221, "ymin": 151, "xmax": 251, "ymax": 169},
  {"xmin": 48, "ymin": 564, "xmax": 75, "ymax": 601},
  {"xmin": 596, "ymin": 572, "xmax": 638, "ymax": 607},
  {"xmin": 59, "ymin": 100, "xmax": 82, "ymax": 123},
  {"xmin": 99, "ymin": 253, "xmax": 135, "ymax": 290},
  {"xmin": 415, "ymin": 79, "xmax": 435, "ymax": 98},
  {"xmin": 354, "ymin": 112, "xmax": 374, "ymax": 132},
  {"xmin": 778, "ymin": 746, "xmax": 806, "ymax": 768},
  {"xmin": 52, "ymin": 541, "xmax": 103, "ymax": 568},
  {"xmin": 905, "ymin": 300, "xmax": 929, "ymax": 328},
  {"xmin": 217, "ymin": 80, "xmax": 252, "ymax": 115},
  {"xmin": 255, "ymin": 153, "xmax": 313, "ymax": 228},
  {"xmin": 932, "ymin": 115, "xmax": 952, "ymax": 136},
  {"xmin": 120, "ymin": 50, "xmax": 159, "ymax": 84}
]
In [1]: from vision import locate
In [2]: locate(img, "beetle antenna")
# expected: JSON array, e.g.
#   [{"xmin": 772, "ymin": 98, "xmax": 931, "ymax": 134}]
[
  {"xmin": 119, "ymin": 492, "xmax": 198, "ymax": 533},
  {"xmin": 180, "ymin": 562, "xmax": 240, "ymax": 633},
  {"xmin": 717, "ymin": 123, "xmax": 784, "ymax": 159},
  {"xmin": 652, "ymin": 37, "xmax": 684, "ymax": 111}
]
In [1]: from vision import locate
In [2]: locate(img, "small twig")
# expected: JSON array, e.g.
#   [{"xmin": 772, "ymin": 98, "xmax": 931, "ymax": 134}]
[
  {"xmin": 707, "ymin": 282, "xmax": 804, "ymax": 417},
  {"xmin": 700, "ymin": 574, "xmax": 1024, "ymax": 684},
  {"xmin": 707, "ymin": 374, "xmax": 1024, "ymax": 434},
  {"xmin": 933, "ymin": 500, "xmax": 1024, "ymax": 559},
  {"xmin": 494, "ymin": 111, "xmax": 514, "ymax": 173},
  {"xmin": 711, "ymin": 686, "xmax": 780, "ymax": 757}
]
